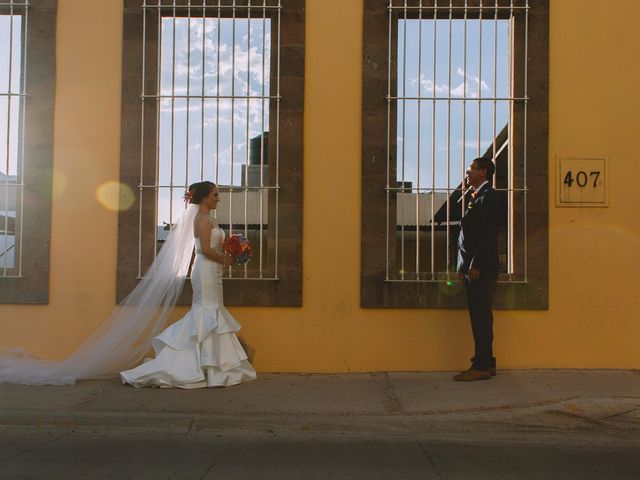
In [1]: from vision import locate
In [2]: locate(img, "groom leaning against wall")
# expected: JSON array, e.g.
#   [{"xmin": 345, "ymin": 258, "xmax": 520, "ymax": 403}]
[{"xmin": 455, "ymin": 157, "xmax": 500, "ymax": 382}]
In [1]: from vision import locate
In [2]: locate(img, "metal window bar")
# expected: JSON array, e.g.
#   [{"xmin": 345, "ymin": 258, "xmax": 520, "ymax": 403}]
[
  {"xmin": 387, "ymin": 0, "xmax": 528, "ymax": 283},
  {"xmin": 1, "ymin": 1, "xmax": 28, "ymax": 278},
  {"xmin": 215, "ymin": 3, "xmax": 220, "ymax": 183},
  {"xmin": 415, "ymin": 2, "xmax": 422, "ymax": 280},
  {"xmin": 477, "ymin": 1, "xmax": 482, "ymax": 160},
  {"xmin": 185, "ymin": 0, "xmax": 192, "ymax": 230},
  {"xmin": 399, "ymin": 2, "xmax": 406, "ymax": 280},
  {"xmin": 243, "ymin": 2, "xmax": 250, "ymax": 279},
  {"xmin": 228, "ymin": 1, "xmax": 236, "ymax": 278},
  {"xmin": 429, "ymin": 2, "xmax": 436, "ymax": 277},
  {"xmin": 385, "ymin": 0, "xmax": 392, "ymax": 281},
  {"xmin": 138, "ymin": 0, "xmax": 278, "ymax": 281},
  {"xmin": 508, "ymin": 1, "xmax": 514, "ymax": 275},
  {"xmin": 461, "ymin": 0, "xmax": 466, "ymax": 240},
  {"xmin": 259, "ymin": 1, "xmax": 266, "ymax": 277},
  {"xmin": 446, "ymin": 1, "xmax": 452, "ymax": 275},
  {"xmin": 522, "ymin": 0, "xmax": 528, "ymax": 281}
]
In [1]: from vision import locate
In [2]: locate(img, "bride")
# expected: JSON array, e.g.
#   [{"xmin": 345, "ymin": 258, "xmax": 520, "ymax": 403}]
[
  {"xmin": 121, "ymin": 181, "xmax": 256, "ymax": 388},
  {"xmin": 0, "ymin": 181, "xmax": 256, "ymax": 388}
]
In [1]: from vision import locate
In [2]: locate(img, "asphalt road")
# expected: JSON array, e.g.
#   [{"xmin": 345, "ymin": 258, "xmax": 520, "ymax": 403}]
[{"xmin": 1, "ymin": 426, "xmax": 639, "ymax": 480}]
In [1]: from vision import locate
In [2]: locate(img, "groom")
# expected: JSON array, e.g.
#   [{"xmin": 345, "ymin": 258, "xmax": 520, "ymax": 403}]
[{"xmin": 454, "ymin": 157, "xmax": 500, "ymax": 382}]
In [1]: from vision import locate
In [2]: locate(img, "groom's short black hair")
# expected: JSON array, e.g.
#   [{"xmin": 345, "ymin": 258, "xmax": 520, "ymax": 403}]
[{"xmin": 474, "ymin": 157, "xmax": 495, "ymax": 178}]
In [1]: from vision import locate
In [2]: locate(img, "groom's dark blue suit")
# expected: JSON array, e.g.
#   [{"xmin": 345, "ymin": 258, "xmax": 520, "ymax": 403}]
[{"xmin": 457, "ymin": 183, "xmax": 500, "ymax": 371}]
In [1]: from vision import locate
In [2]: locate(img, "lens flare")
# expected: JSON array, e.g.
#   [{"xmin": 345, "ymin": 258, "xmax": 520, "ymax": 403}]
[
  {"xmin": 440, "ymin": 278, "xmax": 462, "ymax": 296},
  {"xmin": 96, "ymin": 181, "xmax": 135, "ymax": 211}
]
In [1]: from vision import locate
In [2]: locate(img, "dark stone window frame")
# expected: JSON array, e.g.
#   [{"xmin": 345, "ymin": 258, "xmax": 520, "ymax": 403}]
[
  {"xmin": 0, "ymin": 0, "xmax": 57, "ymax": 304},
  {"xmin": 361, "ymin": 0, "xmax": 548, "ymax": 309},
  {"xmin": 118, "ymin": 0, "xmax": 304, "ymax": 306}
]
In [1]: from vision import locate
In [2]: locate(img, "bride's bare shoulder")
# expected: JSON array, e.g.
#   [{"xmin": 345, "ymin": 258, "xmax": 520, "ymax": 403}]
[{"xmin": 194, "ymin": 212, "xmax": 216, "ymax": 230}]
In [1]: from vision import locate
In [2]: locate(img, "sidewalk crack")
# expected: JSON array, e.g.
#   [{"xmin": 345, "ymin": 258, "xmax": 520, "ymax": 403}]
[
  {"xmin": 371, "ymin": 372, "xmax": 405, "ymax": 415},
  {"xmin": 185, "ymin": 420, "xmax": 194, "ymax": 436}
]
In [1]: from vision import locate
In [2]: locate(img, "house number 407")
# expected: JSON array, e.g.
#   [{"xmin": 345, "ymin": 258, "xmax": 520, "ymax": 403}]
[
  {"xmin": 563, "ymin": 170, "xmax": 601, "ymax": 188},
  {"xmin": 557, "ymin": 157, "xmax": 607, "ymax": 207}
]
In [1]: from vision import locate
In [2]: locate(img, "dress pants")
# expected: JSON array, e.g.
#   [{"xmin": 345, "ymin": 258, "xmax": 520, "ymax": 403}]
[{"xmin": 465, "ymin": 275, "xmax": 498, "ymax": 371}]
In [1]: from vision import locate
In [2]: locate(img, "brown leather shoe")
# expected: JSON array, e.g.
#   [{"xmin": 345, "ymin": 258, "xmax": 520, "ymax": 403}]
[
  {"xmin": 454, "ymin": 368, "xmax": 492, "ymax": 381},
  {"xmin": 458, "ymin": 367, "xmax": 496, "ymax": 376}
]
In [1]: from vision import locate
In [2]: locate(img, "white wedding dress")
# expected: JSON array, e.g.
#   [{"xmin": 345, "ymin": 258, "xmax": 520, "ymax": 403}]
[{"xmin": 120, "ymin": 225, "xmax": 257, "ymax": 388}]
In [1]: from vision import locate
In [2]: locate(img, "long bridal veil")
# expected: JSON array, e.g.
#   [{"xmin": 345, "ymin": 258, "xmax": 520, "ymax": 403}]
[{"xmin": 0, "ymin": 204, "xmax": 199, "ymax": 385}]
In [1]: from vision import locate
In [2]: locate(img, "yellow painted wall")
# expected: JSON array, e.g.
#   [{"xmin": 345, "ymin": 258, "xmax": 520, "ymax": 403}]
[{"xmin": 1, "ymin": 0, "xmax": 639, "ymax": 370}]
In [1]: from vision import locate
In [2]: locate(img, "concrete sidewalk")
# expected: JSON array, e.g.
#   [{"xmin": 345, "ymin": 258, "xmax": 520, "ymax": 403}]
[
  {"xmin": 2, "ymin": 370, "xmax": 639, "ymax": 442},
  {"xmin": 2, "ymin": 370, "xmax": 640, "ymax": 479}
]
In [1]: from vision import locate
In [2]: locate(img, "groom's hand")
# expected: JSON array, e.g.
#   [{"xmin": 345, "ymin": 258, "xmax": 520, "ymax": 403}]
[{"xmin": 467, "ymin": 267, "xmax": 480, "ymax": 281}]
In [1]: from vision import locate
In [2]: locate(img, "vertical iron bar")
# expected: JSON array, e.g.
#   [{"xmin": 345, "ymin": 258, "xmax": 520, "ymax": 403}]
[
  {"xmin": 138, "ymin": 0, "xmax": 149, "ymax": 277},
  {"xmin": 17, "ymin": 2, "xmax": 28, "ymax": 276},
  {"xmin": 228, "ymin": 0, "xmax": 236, "ymax": 277},
  {"xmin": 2, "ymin": 4, "xmax": 15, "ymax": 274},
  {"xmin": 185, "ymin": 1, "xmax": 192, "ymax": 205},
  {"xmin": 215, "ymin": 2, "xmax": 221, "ymax": 183},
  {"xmin": 168, "ymin": 1, "xmax": 177, "ymax": 235},
  {"xmin": 492, "ymin": 0, "xmax": 497, "ymax": 187},
  {"xmin": 153, "ymin": 2, "xmax": 162, "ymax": 265},
  {"xmin": 477, "ymin": 0, "xmax": 482, "ymax": 158},
  {"xmin": 400, "ymin": 0, "xmax": 406, "ymax": 280},
  {"xmin": 446, "ymin": 0, "xmax": 452, "ymax": 274},
  {"xmin": 415, "ymin": 1, "xmax": 422, "ymax": 279},
  {"xmin": 243, "ymin": 2, "xmax": 250, "ymax": 278},
  {"xmin": 259, "ymin": 0, "xmax": 266, "ymax": 277},
  {"xmin": 430, "ymin": 0, "xmax": 437, "ymax": 276},
  {"xmin": 385, "ymin": 0, "xmax": 392, "ymax": 281},
  {"xmin": 508, "ymin": 0, "xmax": 514, "ymax": 274},
  {"xmin": 230, "ymin": 6, "xmax": 236, "ymax": 220},
  {"xmin": 200, "ymin": 1, "xmax": 206, "ymax": 182},
  {"xmin": 461, "ymin": 0, "xmax": 467, "ymax": 223},
  {"xmin": 523, "ymin": 0, "xmax": 529, "ymax": 280},
  {"xmin": 274, "ymin": 0, "xmax": 281, "ymax": 279}
]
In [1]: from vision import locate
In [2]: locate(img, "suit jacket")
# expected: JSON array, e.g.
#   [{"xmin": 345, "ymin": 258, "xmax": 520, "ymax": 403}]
[{"xmin": 457, "ymin": 184, "xmax": 500, "ymax": 276}]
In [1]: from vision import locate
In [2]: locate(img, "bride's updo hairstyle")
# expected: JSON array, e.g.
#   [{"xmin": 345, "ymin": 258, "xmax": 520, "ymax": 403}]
[{"xmin": 186, "ymin": 181, "xmax": 216, "ymax": 204}]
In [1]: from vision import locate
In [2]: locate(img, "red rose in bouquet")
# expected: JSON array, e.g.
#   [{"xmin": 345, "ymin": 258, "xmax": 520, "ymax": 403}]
[{"xmin": 223, "ymin": 234, "xmax": 253, "ymax": 265}]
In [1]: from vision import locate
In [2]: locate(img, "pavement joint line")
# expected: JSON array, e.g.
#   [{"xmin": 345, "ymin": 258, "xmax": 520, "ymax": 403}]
[
  {"xmin": 603, "ymin": 407, "xmax": 640, "ymax": 420},
  {"xmin": 0, "ymin": 430, "xmax": 73, "ymax": 464},
  {"xmin": 543, "ymin": 409, "xmax": 632, "ymax": 430},
  {"xmin": 1, "ymin": 394, "xmax": 636, "ymax": 420},
  {"xmin": 416, "ymin": 440, "xmax": 443, "ymax": 479},
  {"xmin": 198, "ymin": 438, "xmax": 233, "ymax": 480},
  {"xmin": 4, "ymin": 410, "xmax": 640, "ymax": 435},
  {"xmin": 3, "ymin": 422, "xmax": 640, "ymax": 447},
  {"xmin": 489, "ymin": 418, "xmax": 636, "ymax": 438}
]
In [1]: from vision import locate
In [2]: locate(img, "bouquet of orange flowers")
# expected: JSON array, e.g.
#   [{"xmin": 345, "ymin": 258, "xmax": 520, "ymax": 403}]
[{"xmin": 223, "ymin": 233, "xmax": 253, "ymax": 265}]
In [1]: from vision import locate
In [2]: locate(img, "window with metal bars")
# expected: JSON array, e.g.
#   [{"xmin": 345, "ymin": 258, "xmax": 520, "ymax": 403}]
[
  {"xmin": 0, "ymin": 0, "xmax": 56, "ymax": 304},
  {"xmin": 118, "ymin": 0, "xmax": 304, "ymax": 306},
  {"xmin": 361, "ymin": 0, "xmax": 548, "ymax": 309}
]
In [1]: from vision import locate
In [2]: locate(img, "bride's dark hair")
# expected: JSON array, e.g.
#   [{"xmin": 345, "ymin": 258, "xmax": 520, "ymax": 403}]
[{"xmin": 187, "ymin": 181, "xmax": 216, "ymax": 204}]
